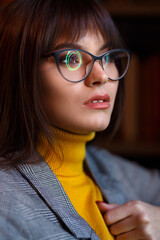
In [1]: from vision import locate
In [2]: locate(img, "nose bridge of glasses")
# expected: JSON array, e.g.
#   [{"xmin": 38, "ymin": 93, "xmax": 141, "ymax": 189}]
[{"xmin": 93, "ymin": 55, "xmax": 103, "ymax": 68}]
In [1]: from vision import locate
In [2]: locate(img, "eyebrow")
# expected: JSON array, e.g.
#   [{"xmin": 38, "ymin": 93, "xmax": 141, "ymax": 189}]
[
  {"xmin": 99, "ymin": 42, "xmax": 111, "ymax": 51},
  {"xmin": 52, "ymin": 42, "xmax": 111, "ymax": 53},
  {"xmin": 53, "ymin": 43, "xmax": 83, "ymax": 51}
]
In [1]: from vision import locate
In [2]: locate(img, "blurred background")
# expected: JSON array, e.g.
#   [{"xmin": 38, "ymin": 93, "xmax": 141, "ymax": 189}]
[
  {"xmin": 0, "ymin": 0, "xmax": 160, "ymax": 168},
  {"xmin": 0, "ymin": 0, "xmax": 12, "ymax": 9},
  {"xmin": 97, "ymin": 0, "xmax": 160, "ymax": 169}
]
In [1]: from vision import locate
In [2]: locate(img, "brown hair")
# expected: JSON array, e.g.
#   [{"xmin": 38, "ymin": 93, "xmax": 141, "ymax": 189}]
[{"xmin": 0, "ymin": 0, "xmax": 125, "ymax": 167}]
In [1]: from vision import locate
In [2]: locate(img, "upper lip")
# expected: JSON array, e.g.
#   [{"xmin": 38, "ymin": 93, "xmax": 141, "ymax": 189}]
[{"xmin": 84, "ymin": 94, "xmax": 110, "ymax": 104}]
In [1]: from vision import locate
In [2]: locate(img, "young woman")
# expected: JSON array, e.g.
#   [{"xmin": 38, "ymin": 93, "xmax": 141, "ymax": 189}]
[{"xmin": 0, "ymin": 0, "xmax": 160, "ymax": 239}]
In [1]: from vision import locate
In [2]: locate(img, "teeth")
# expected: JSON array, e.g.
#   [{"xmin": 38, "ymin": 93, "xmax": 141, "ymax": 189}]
[{"xmin": 92, "ymin": 100, "xmax": 104, "ymax": 103}]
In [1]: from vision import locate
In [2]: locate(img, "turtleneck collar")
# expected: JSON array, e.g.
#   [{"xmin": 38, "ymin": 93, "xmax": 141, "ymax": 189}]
[{"xmin": 36, "ymin": 127, "xmax": 95, "ymax": 177}]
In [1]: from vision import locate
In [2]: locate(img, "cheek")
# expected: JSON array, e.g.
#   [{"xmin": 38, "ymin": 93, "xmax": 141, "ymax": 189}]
[
  {"xmin": 107, "ymin": 63, "xmax": 119, "ymax": 80},
  {"xmin": 42, "ymin": 83, "xmax": 62, "ymax": 117},
  {"xmin": 110, "ymin": 81, "xmax": 119, "ymax": 104},
  {"xmin": 40, "ymin": 73, "xmax": 76, "ymax": 125},
  {"xmin": 40, "ymin": 69, "xmax": 61, "ymax": 116}
]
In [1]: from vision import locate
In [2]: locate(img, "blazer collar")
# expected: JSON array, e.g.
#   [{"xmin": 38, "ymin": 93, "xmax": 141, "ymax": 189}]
[{"xmin": 17, "ymin": 152, "xmax": 99, "ymax": 240}]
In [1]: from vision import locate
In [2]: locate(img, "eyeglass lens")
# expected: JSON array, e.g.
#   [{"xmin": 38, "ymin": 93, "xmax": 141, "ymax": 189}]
[{"xmin": 58, "ymin": 50, "xmax": 129, "ymax": 82}]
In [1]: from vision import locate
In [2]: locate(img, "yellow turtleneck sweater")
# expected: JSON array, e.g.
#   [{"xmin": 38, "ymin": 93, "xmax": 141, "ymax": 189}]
[{"xmin": 37, "ymin": 127, "xmax": 114, "ymax": 240}]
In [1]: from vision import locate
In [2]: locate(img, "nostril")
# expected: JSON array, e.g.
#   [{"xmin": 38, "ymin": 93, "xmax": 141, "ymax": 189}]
[{"xmin": 92, "ymin": 81, "xmax": 103, "ymax": 86}]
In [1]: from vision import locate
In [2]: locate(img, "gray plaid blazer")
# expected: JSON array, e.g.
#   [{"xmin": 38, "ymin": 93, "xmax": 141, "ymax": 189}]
[{"xmin": 0, "ymin": 146, "xmax": 160, "ymax": 240}]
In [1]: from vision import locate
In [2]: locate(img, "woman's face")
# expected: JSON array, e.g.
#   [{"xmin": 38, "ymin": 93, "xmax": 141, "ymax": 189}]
[{"xmin": 40, "ymin": 32, "xmax": 119, "ymax": 134}]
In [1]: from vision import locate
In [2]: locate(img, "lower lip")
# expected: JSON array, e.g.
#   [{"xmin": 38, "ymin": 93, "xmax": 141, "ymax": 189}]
[{"xmin": 85, "ymin": 102, "xmax": 110, "ymax": 109}]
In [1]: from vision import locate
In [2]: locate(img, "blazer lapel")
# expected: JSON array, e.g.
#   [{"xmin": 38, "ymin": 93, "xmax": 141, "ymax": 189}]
[
  {"xmin": 86, "ymin": 147, "xmax": 128, "ymax": 205},
  {"xmin": 16, "ymin": 152, "xmax": 99, "ymax": 240}
]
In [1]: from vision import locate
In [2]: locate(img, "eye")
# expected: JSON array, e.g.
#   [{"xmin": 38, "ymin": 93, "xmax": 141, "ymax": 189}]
[
  {"xmin": 67, "ymin": 54, "xmax": 79, "ymax": 64},
  {"xmin": 59, "ymin": 55, "xmax": 67, "ymax": 64},
  {"xmin": 66, "ymin": 51, "xmax": 81, "ymax": 65},
  {"xmin": 63, "ymin": 50, "xmax": 82, "ymax": 71},
  {"xmin": 59, "ymin": 51, "xmax": 81, "ymax": 64}
]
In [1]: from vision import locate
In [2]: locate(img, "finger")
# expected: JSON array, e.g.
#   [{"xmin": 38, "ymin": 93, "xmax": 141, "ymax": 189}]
[
  {"xmin": 104, "ymin": 202, "xmax": 134, "ymax": 225},
  {"xmin": 116, "ymin": 230, "xmax": 138, "ymax": 240},
  {"xmin": 115, "ymin": 227, "xmax": 149, "ymax": 240},
  {"xmin": 109, "ymin": 216, "xmax": 136, "ymax": 235},
  {"xmin": 96, "ymin": 201, "xmax": 119, "ymax": 215}
]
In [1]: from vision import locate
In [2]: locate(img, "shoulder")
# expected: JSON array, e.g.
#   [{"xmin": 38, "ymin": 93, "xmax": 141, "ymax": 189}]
[
  {"xmin": 0, "ymin": 166, "xmax": 41, "ymax": 216},
  {"xmin": 0, "ymin": 167, "xmax": 23, "ymax": 190},
  {"xmin": 86, "ymin": 145, "xmax": 160, "ymax": 205},
  {"xmin": 86, "ymin": 145, "xmax": 158, "ymax": 190},
  {"xmin": 0, "ymin": 167, "xmax": 33, "ymax": 206},
  {"xmin": 0, "ymin": 168, "xmax": 32, "ymax": 238},
  {"xmin": 86, "ymin": 145, "xmax": 138, "ymax": 174},
  {"xmin": 0, "ymin": 167, "xmax": 54, "ymax": 240},
  {"xmin": 0, "ymin": 166, "xmax": 28, "ymax": 189}
]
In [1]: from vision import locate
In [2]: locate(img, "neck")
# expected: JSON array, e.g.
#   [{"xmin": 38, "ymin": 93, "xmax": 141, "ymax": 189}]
[{"xmin": 36, "ymin": 127, "xmax": 95, "ymax": 176}]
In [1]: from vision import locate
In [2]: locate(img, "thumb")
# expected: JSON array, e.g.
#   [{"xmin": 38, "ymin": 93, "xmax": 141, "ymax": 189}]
[{"xmin": 96, "ymin": 201, "xmax": 119, "ymax": 214}]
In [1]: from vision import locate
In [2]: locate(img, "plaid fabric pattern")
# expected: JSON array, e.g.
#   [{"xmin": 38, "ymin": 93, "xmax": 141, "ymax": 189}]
[{"xmin": 0, "ymin": 146, "xmax": 160, "ymax": 239}]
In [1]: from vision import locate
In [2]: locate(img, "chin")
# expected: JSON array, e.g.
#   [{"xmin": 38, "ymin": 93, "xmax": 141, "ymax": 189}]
[
  {"xmin": 83, "ymin": 119, "xmax": 110, "ymax": 133},
  {"xmin": 93, "ymin": 125, "xmax": 108, "ymax": 133},
  {"xmin": 94, "ymin": 118, "xmax": 111, "ymax": 132},
  {"xmin": 66, "ymin": 122, "xmax": 109, "ymax": 135},
  {"xmin": 56, "ymin": 117, "xmax": 111, "ymax": 135}
]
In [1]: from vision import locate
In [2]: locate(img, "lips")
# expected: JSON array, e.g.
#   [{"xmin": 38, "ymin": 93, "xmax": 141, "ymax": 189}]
[{"xmin": 84, "ymin": 94, "xmax": 110, "ymax": 109}]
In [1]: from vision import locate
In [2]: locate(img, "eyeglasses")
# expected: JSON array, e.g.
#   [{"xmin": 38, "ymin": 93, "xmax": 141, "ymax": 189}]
[{"xmin": 44, "ymin": 48, "xmax": 131, "ymax": 83}]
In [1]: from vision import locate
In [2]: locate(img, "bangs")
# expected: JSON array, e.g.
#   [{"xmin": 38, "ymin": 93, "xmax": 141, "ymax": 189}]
[
  {"xmin": 39, "ymin": 0, "xmax": 123, "ymax": 55},
  {"xmin": 52, "ymin": 2, "xmax": 109, "ymax": 45}
]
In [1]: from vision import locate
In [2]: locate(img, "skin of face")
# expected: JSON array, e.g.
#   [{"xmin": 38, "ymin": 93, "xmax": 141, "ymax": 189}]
[{"xmin": 40, "ymin": 32, "xmax": 119, "ymax": 134}]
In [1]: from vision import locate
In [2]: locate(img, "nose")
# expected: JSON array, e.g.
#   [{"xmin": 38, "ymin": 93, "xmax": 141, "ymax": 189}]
[{"xmin": 84, "ymin": 61, "xmax": 108, "ymax": 87}]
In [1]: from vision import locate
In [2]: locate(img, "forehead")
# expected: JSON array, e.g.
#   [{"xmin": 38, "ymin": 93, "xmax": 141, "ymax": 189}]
[
  {"xmin": 54, "ymin": 31, "xmax": 107, "ymax": 55},
  {"xmin": 77, "ymin": 32, "xmax": 105, "ymax": 53}
]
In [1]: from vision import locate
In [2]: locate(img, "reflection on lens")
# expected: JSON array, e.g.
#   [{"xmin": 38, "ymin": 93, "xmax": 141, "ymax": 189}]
[
  {"xmin": 104, "ymin": 54, "xmax": 110, "ymax": 63},
  {"xmin": 66, "ymin": 51, "xmax": 82, "ymax": 71},
  {"xmin": 103, "ymin": 51, "xmax": 129, "ymax": 80},
  {"xmin": 56, "ymin": 49, "xmax": 130, "ymax": 82}
]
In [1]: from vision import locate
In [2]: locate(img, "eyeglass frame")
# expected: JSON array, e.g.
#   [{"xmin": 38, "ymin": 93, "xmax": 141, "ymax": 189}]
[{"xmin": 43, "ymin": 48, "xmax": 131, "ymax": 83}]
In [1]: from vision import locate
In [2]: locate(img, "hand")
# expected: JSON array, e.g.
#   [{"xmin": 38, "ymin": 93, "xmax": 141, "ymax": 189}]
[{"xmin": 96, "ymin": 200, "xmax": 160, "ymax": 240}]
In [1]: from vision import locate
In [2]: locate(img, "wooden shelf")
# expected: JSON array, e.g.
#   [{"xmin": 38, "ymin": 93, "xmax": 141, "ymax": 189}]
[{"xmin": 102, "ymin": 2, "xmax": 160, "ymax": 16}]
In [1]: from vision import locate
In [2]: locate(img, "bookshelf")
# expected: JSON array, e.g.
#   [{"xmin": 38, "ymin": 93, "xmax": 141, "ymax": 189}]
[
  {"xmin": 98, "ymin": 0, "xmax": 160, "ymax": 168},
  {"xmin": 101, "ymin": 0, "xmax": 160, "ymax": 16}
]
